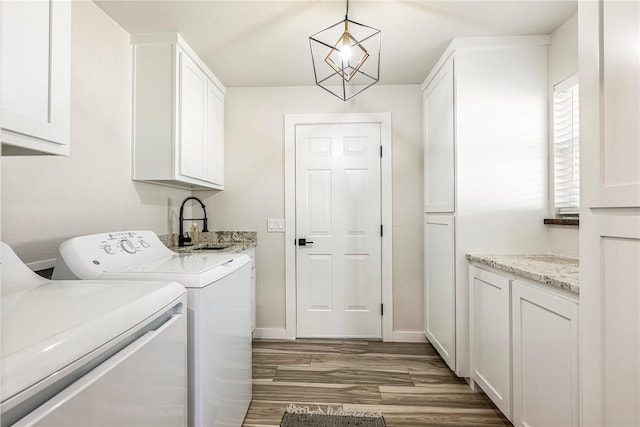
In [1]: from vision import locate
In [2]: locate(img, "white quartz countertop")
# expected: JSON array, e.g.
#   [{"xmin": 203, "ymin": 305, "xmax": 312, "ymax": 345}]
[{"xmin": 466, "ymin": 254, "xmax": 580, "ymax": 295}]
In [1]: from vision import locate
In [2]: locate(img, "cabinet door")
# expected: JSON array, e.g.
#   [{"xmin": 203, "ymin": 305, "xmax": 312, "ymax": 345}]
[
  {"xmin": 178, "ymin": 51, "xmax": 207, "ymax": 181},
  {"xmin": 512, "ymin": 281, "xmax": 579, "ymax": 427},
  {"xmin": 205, "ymin": 81, "xmax": 224, "ymax": 187},
  {"xmin": 423, "ymin": 59, "xmax": 455, "ymax": 213},
  {"xmin": 1, "ymin": 0, "xmax": 70, "ymax": 155},
  {"xmin": 581, "ymin": 212, "xmax": 640, "ymax": 426},
  {"xmin": 424, "ymin": 214, "xmax": 455, "ymax": 370},
  {"xmin": 580, "ymin": 0, "xmax": 640, "ymax": 207},
  {"xmin": 470, "ymin": 266, "xmax": 511, "ymax": 419}
]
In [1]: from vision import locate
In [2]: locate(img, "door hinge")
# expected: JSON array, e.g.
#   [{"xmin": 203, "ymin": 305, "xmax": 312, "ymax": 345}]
[
  {"xmin": 380, "ymin": 145, "xmax": 383, "ymax": 158},
  {"xmin": 381, "ymin": 303, "xmax": 384, "ymax": 316},
  {"xmin": 380, "ymin": 224, "xmax": 383, "ymax": 237}
]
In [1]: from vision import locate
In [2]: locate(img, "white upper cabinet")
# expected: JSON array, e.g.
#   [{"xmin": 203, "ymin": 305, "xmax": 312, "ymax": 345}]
[
  {"xmin": 580, "ymin": 0, "xmax": 639, "ymax": 207},
  {"xmin": 424, "ymin": 59, "xmax": 455, "ymax": 213},
  {"xmin": 132, "ymin": 34, "xmax": 225, "ymax": 190},
  {"xmin": 1, "ymin": 0, "xmax": 71, "ymax": 156}
]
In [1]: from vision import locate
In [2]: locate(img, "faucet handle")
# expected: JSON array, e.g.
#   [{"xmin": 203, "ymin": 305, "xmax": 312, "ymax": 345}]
[{"xmin": 179, "ymin": 233, "xmax": 192, "ymax": 246}]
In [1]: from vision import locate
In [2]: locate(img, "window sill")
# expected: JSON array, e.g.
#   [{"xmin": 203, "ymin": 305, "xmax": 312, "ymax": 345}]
[{"xmin": 544, "ymin": 218, "xmax": 579, "ymax": 226}]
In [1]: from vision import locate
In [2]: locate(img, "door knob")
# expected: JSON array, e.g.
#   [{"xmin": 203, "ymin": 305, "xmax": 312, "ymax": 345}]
[{"xmin": 298, "ymin": 238, "xmax": 314, "ymax": 246}]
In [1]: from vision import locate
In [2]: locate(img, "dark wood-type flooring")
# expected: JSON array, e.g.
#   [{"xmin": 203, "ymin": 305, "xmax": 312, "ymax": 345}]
[{"xmin": 243, "ymin": 339, "xmax": 512, "ymax": 427}]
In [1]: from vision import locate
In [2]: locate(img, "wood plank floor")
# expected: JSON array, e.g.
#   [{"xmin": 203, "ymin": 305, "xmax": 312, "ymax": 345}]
[{"xmin": 243, "ymin": 339, "xmax": 512, "ymax": 427}]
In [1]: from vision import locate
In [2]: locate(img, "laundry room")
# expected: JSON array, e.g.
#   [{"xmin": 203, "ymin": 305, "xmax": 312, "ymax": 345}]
[{"xmin": 1, "ymin": 0, "xmax": 639, "ymax": 426}]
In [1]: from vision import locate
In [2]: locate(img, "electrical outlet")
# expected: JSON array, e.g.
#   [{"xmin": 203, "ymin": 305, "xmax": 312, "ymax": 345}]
[{"xmin": 267, "ymin": 218, "xmax": 285, "ymax": 233}]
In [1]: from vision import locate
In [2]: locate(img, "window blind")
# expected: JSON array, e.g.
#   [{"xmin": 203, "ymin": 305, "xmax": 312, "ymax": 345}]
[{"xmin": 553, "ymin": 77, "xmax": 579, "ymax": 215}]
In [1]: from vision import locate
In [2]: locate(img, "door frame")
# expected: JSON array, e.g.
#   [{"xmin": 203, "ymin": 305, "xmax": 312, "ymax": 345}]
[{"xmin": 284, "ymin": 113, "xmax": 393, "ymax": 341}]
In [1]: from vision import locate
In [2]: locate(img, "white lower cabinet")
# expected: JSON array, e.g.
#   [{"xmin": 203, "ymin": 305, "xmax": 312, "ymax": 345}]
[
  {"xmin": 469, "ymin": 266, "xmax": 511, "ymax": 419},
  {"xmin": 512, "ymin": 280, "xmax": 579, "ymax": 427},
  {"xmin": 470, "ymin": 264, "xmax": 579, "ymax": 426}
]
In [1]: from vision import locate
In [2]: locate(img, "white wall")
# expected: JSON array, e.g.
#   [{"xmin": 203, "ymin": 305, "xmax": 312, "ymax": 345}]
[
  {"xmin": 1, "ymin": 1, "xmax": 190, "ymax": 264},
  {"xmin": 547, "ymin": 13, "xmax": 579, "ymax": 258},
  {"xmin": 204, "ymin": 85, "xmax": 424, "ymax": 333}
]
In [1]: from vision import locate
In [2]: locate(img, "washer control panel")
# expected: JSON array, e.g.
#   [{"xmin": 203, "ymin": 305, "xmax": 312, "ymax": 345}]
[
  {"xmin": 99, "ymin": 231, "xmax": 155, "ymax": 256},
  {"xmin": 55, "ymin": 230, "xmax": 175, "ymax": 279}
]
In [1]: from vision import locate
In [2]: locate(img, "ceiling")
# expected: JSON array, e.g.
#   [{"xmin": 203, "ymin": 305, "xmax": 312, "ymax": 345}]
[{"xmin": 96, "ymin": 0, "xmax": 577, "ymax": 87}]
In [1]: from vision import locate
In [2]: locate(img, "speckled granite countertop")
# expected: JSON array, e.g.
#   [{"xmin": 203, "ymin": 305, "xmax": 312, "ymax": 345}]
[
  {"xmin": 466, "ymin": 254, "xmax": 580, "ymax": 295},
  {"xmin": 158, "ymin": 231, "xmax": 257, "ymax": 254}
]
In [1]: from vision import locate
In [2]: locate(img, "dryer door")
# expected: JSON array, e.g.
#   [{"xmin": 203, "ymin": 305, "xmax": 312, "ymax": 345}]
[{"xmin": 12, "ymin": 302, "xmax": 187, "ymax": 427}]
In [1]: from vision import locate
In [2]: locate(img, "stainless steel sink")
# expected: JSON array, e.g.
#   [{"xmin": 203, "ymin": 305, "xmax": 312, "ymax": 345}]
[{"xmin": 192, "ymin": 244, "xmax": 233, "ymax": 251}]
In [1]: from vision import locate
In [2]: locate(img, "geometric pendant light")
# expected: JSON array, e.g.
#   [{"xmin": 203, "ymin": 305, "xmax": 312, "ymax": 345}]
[{"xmin": 309, "ymin": 0, "xmax": 381, "ymax": 101}]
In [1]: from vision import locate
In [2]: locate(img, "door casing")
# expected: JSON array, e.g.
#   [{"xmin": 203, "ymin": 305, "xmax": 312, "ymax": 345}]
[{"xmin": 284, "ymin": 113, "xmax": 393, "ymax": 341}]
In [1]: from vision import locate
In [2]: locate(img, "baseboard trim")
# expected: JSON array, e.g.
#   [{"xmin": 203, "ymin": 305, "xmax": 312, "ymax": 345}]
[
  {"xmin": 392, "ymin": 331, "xmax": 428, "ymax": 343},
  {"xmin": 254, "ymin": 329, "xmax": 427, "ymax": 342},
  {"xmin": 253, "ymin": 327, "xmax": 290, "ymax": 340}
]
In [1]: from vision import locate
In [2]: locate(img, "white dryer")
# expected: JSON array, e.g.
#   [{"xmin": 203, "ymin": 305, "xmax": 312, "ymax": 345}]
[
  {"xmin": 1, "ymin": 242, "xmax": 188, "ymax": 427},
  {"xmin": 52, "ymin": 230, "xmax": 252, "ymax": 427}
]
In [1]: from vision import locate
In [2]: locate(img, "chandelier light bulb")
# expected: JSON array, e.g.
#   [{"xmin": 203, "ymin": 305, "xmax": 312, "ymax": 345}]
[{"xmin": 340, "ymin": 43, "xmax": 352, "ymax": 62}]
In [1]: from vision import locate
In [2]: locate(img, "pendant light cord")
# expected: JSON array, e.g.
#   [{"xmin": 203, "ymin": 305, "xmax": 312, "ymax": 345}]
[{"xmin": 345, "ymin": 0, "xmax": 349, "ymax": 20}]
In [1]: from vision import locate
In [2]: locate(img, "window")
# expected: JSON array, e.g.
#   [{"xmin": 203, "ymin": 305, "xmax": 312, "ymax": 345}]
[{"xmin": 553, "ymin": 75, "xmax": 579, "ymax": 216}]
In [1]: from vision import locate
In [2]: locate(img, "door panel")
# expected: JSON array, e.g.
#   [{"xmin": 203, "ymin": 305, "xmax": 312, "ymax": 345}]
[
  {"xmin": 179, "ymin": 52, "xmax": 206, "ymax": 181},
  {"xmin": 581, "ymin": 211, "xmax": 640, "ymax": 426},
  {"xmin": 424, "ymin": 214, "xmax": 455, "ymax": 370},
  {"xmin": 308, "ymin": 254, "xmax": 333, "ymax": 310},
  {"xmin": 205, "ymin": 81, "xmax": 224, "ymax": 186},
  {"xmin": 296, "ymin": 123, "xmax": 382, "ymax": 338},
  {"xmin": 424, "ymin": 59, "xmax": 455, "ymax": 213},
  {"xmin": 470, "ymin": 266, "xmax": 511, "ymax": 419},
  {"xmin": 1, "ymin": 0, "xmax": 70, "ymax": 152},
  {"xmin": 512, "ymin": 281, "xmax": 579, "ymax": 427},
  {"xmin": 580, "ymin": 0, "xmax": 640, "ymax": 207},
  {"xmin": 307, "ymin": 169, "xmax": 332, "ymax": 235}
]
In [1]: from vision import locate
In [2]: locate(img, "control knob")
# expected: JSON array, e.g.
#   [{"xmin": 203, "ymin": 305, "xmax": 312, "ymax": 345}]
[
  {"xmin": 121, "ymin": 239, "xmax": 137, "ymax": 254},
  {"xmin": 103, "ymin": 243, "xmax": 114, "ymax": 255},
  {"xmin": 140, "ymin": 239, "xmax": 150, "ymax": 248}
]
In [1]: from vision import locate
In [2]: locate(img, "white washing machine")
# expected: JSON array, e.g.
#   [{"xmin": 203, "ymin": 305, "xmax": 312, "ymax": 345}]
[
  {"xmin": 52, "ymin": 230, "xmax": 252, "ymax": 427},
  {"xmin": 1, "ymin": 242, "xmax": 188, "ymax": 427}
]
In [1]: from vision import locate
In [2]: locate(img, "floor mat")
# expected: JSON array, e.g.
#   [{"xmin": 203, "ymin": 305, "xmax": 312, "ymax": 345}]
[{"xmin": 280, "ymin": 404, "xmax": 385, "ymax": 427}]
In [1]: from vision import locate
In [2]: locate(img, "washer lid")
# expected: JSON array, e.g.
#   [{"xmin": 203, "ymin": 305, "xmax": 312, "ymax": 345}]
[
  {"xmin": 1, "ymin": 279, "xmax": 186, "ymax": 403},
  {"xmin": 102, "ymin": 253, "xmax": 250, "ymax": 288}
]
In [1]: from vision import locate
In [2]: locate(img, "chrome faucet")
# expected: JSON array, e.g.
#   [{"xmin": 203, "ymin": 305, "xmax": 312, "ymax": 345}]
[{"xmin": 178, "ymin": 196, "xmax": 209, "ymax": 247}]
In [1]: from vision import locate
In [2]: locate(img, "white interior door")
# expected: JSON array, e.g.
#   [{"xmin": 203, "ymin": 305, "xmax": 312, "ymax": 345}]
[{"xmin": 295, "ymin": 122, "xmax": 382, "ymax": 338}]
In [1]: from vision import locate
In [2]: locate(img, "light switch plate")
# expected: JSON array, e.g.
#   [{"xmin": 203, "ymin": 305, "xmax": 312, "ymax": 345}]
[{"xmin": 267, "ymin": 218, "xmax": 285, "ymax": 233}]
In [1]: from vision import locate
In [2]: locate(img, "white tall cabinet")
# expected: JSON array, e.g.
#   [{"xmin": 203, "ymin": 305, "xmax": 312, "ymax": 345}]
[
  {"xmin": 579, "ymin": 1, "xmax": 640, "ymax": 425},
  {"xmin": 132, "ymin": 34, "xmax": 225, "ymax": 190},
  {"xmin": 1, "ymin": 0, "xmax": 70, "ymax": 155},
  {"xmin": 422, "ymin": 37, "xmax": 550, "ymax": 376}
]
